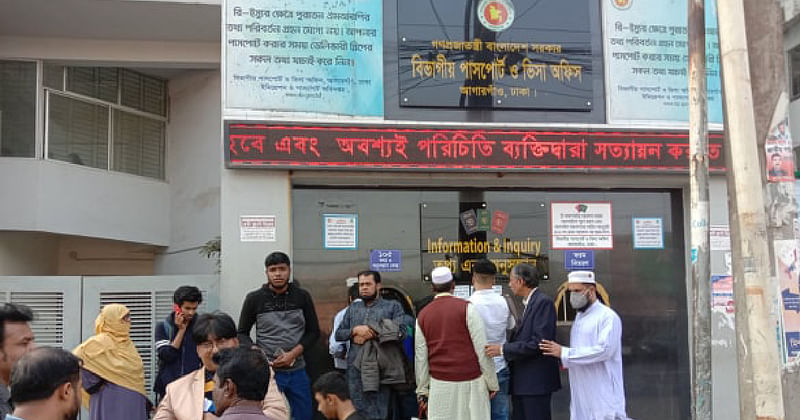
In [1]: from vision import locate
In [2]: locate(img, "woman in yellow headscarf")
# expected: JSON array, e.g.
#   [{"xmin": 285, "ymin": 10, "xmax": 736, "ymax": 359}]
[{"xmin": 73, "ymin": 303, "xmax": 150, "ymax": 420}]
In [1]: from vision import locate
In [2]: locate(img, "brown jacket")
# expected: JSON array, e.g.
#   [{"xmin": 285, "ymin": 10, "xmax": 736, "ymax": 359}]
[{"xmin": 153, "ymin": 367, "xmax": 289, "ymax": 420}]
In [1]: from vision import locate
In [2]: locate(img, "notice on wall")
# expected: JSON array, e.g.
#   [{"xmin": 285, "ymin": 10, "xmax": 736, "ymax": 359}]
[
  {"xmin": 710, "ymin": 225, "xmax": 731, "ymax": 251},
  {"xmin": 369, "ymin": 249, "xmax": 402, "ymax": 272},
  {"xmin": 775, "ymin": 239, "xmax": 800, "ymax": 363},
  {"xmin": 454, "ymin": 285, "xmax": 472, "ymax": 300},
  {"xmin": 551, "ymin": 202, "xmax": 613, "ymax": 249},
  {"xmin": 323, "ymin": 214, "xmax": 358, "ymax": 249},
  {"xmin": 224, "ymin": 0, "xmax": 383, "ymax": 116},
  {"xmin": 239, "ymin": 215, "xmax": 277, "ymax": 242},
  {"xmin": 603, "ymin": 0, "xmax": 722, "ymax": 123},
  {"xmin": 632, "ymin": 217, "xmax": 663, "ymax": 249}
]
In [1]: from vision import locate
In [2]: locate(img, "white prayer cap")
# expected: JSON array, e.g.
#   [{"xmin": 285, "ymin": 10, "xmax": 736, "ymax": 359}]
[
  {"xmin": 345, "ymin": 277, "xmax": 358, "ymax": 287},
  {"xmin": 431, "ymin": 266, "xmax": 453, "ymax": 284},
  {"xmin": 568, "ymin": 271, "xmax": 596, "ymax": 284}
]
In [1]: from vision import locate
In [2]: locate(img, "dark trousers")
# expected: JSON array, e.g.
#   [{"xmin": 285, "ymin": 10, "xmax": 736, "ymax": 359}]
[{"xmin": 511, "ymin": 394, "xmax": 552, "ymax": 420}]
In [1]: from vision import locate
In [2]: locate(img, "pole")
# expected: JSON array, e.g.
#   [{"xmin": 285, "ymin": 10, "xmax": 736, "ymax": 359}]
[
  {"xmin": 716, "ymin": 0, "xmax": 785, "ymax": 417},
  {"xmin": 688, "ymin": 0, "xmax": 712, "ymax": 417},
  {"xmin": 741, "ymin": 0, "xmax": 799, "ymax": 416}
]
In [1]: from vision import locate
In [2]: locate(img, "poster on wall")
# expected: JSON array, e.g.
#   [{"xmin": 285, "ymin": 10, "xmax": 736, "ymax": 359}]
[
  {"xmin": 551, "ymin": 202, "xmax": 613, "ymax": 249},
  {"xmin": 397, "ymin": 0, "xmax": 594, "ymax": 110},
  {"xmin": 632, "ymin": 217, "xmax": 663, "ymax": 249},
  {"xmin": 774, "ymin": 239, "xmax": 800, "ymax": 363},
  {"xmin": 240, "ymin": 215, "xmax": 277, "ymax": 242},
  {"xmin": 765, "ymin": 118, "xmax": 794, "ymax": 183},
  {"xmin": 603, "ymin": 0, "xmax": 722, "ymax": 123},
  {"xmin": 323, "ymin": 213, "xmax": 358, "ymax": 249},
  {"xmin": 711, "ymin": 274, "xmax": 735, "ymax": 327},
  {"xmin": 224, "ymin": 0, "xmax": 383, "ymax": 116}
]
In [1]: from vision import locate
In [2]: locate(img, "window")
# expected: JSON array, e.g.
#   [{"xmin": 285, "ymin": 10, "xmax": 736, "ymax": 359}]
[
  {"xmin": 792, "ymin": 44, "xmax": 800, "ymax": 100},
  {"xmin": 45, "ymin": 66, "xmax": 167, "ymax": 179},
  {"xmin": 0, "ymin": 60, "xmax": 36, "ymax": 157}
]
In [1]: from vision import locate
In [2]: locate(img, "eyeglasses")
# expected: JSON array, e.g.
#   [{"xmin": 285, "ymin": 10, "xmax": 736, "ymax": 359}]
[{"xmin": 197, "ymin": 337, "xmax": 232, "ymax": 352}]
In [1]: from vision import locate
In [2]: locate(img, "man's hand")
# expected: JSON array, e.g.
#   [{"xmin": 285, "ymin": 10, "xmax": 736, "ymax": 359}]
[
  {"xmin": 539, "ymin": 339, "xmax": 562, "ymax": 358},
  {"xmin": 416, "ymin": 395, "xmax": 428, "ymax": 414},
  {"xmin": 272, "ymin": 347, "xmax": 300, "ymax": 368},
  {"xmin": 489, "ymin": 391, "xmax": 498, "ymax": 399},
  {"xmin": 202, "ymin": 412, "xmax": 218, "ymax": 420},
  {"xmin": 352, "ymin": 325, "xmax": 376, "ymax": 342},
  {"xmin": 484, "ymin": 344, "xmax": 502, "ymax": 358},
  {"xmin": 175, "ymin": 311, "xmax": 188, "ymax": 330}
]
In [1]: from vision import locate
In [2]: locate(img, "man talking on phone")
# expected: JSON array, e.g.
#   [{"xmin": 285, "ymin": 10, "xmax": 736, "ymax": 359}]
[{"xmin": 154, "ymin": 286, "xmax": 204, "ymax": 401}]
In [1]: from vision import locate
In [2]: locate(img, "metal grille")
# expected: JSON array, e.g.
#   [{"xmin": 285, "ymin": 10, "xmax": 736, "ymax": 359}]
[{"xmin": 7, "ymin": 292, "xmax": 65, "ymax": 348}]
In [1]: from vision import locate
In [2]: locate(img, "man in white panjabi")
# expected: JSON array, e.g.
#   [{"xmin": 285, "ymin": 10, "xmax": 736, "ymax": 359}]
[
  {"xmin": 415, "ymin": 266, "xmax": 499, "ymax": 420},
  {"xmin": 539, "ymin": 271, "xmax": 628, "ymax": 420}
]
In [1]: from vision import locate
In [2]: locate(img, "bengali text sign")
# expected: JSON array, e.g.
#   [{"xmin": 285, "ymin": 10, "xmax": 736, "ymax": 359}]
[
  {"xmin": 603, "ymin": 0, "xmax": 722, "ymax": 123},
  {"xmin": 226, "ymin": 122, "xmax": 726, "ymax": 172},
  {"xmin": 224, "ymin": 0, "xmax": 383, "ymax": 116}
]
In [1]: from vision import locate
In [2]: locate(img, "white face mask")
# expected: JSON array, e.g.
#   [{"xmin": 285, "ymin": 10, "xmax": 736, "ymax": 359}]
[{"xmin": 569, "ymin": 290, "xmax": 590, "ymax": 311}]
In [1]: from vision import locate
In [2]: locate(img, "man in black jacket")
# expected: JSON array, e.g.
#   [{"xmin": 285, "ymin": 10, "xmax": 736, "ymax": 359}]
[
  {"xmin": 238, "ymin": 251, "xmax": 320, "ymax": 420},
  {"xmin": 154, "ymin": 286, "xmax": 203, "ymax": 400}
]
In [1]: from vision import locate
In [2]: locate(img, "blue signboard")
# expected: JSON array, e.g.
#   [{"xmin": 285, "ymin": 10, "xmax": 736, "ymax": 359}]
[
  {"xmin": 370, "ymin": 249, "xmax": 402, "ymax": 272},
  {"xmin": 565, "ymin": 250, "xmax": 594, "ymax": 270},
  {"xmin": 786, "ymin": 332, "xmax": 800, "ymax": 358},
  {"xmin": 224, "ymin": 0, "xmax": 384, "ymax": 116}
]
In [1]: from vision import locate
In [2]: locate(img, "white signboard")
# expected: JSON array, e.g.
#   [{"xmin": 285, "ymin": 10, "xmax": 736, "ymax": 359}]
[
  {"xmin": 454, "ymin": 285, "xmax": 472, "ymax": 300},
  {"xmin": 710, "ymin": 225, "xmax": 731, "ymax": 251},
  {"xmin": 323, "ymin": 213, "xmax": 358, "ymax": 249},
  {"xmin": 633, "ymin": 217, "xmax": 664, "ymax": 249},
  {"xmin": 551, "ymin": 202, "xmax": 613, "ymax": 249},
  {"xmin": 239, "ymin": 215, "xmax": 276, "ymax": 242}
]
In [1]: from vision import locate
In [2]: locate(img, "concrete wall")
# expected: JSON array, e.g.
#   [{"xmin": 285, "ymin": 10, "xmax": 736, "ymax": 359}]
[
  {"xmin": 219, "ymin": 170, "xmax": 291, "ymax": 317},
  {"xmin": 154, "ymin": 70, "xmax": 221, "ymax": 274},
  {"xmin": 0, "ymin": 158, "xmax": 170, "ymax": 245},
  {"xmin": 0, "ymin": 231, "xmax": 59, "ymax": 275},
  {"xmin": 708, "ymin": 176, "xmax": 740, "ymax": 420}
]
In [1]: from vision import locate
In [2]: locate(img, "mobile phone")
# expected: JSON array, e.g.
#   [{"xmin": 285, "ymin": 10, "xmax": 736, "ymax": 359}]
[{"xmin": 173, "ymin": 304, "xmax": 182, "ymax": 314}]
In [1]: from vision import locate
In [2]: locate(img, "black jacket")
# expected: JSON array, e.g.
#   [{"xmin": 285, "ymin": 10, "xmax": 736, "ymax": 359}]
[
  {"xmin": 153, "ymin": 313, "xmax": 201, "ymax": 395},
  {"xmin": 503, "ymin": 289, "xmax": 562, "ymax": 395}
]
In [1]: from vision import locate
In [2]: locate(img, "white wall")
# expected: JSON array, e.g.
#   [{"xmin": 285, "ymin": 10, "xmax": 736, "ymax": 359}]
[
  {"xmin": 220, "ymin": 170, "xmax": 291, "ymax": 318},
  {"xmin": 154, "ymin": 70, "xmax": 221, "ymax": 274},
  {"xmin": 0, "ymin": 158, "xmax": 170, "ymax": 245}
]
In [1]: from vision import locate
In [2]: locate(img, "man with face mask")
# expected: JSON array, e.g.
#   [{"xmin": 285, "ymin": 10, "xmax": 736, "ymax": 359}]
[
  {"xmin": 539, "ymin": 271, "xmax": 627, "ymax": 420},
  {"xmin": 6, "ymin": 347, "xmax": 81, "ymax": 420},
  {"xmin": 485, "ymin": 263, "xmax": 559, "ymax": 420},
  {"xmin": 334, "ymin": 270, "xmax": 408, "ymax": 420}
]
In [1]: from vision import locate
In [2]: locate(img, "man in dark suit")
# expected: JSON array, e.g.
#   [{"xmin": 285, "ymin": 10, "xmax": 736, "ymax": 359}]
[{"xmin": 485, "ymin": 263, "xmax": 560, "ymax": 420}]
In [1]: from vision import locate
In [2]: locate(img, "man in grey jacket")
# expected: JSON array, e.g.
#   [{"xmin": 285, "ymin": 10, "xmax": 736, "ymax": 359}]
[{"xmin": 335, "ymin": 271, "xmax": 409, "ymax": 420}]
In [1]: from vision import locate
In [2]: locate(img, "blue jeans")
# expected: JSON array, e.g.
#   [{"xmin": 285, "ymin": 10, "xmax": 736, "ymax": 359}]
[
  {"xmin": 491, "ymin": 368, "xmax": 511, "ymax": 420},
  {"xmin": 274, "ymin": 368, "xmax": 312, "ymax": 420}
]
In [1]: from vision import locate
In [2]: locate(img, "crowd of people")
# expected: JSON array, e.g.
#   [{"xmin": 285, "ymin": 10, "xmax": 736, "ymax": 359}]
[{"xmin": 0, "ymin": 250, "xmax": 629, "ymax": 420}]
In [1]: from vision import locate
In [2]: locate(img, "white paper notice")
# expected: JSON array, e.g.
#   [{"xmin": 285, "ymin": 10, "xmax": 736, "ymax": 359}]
[
  {"xmin": 710, "ymin": 225, "xmax": 731, "ymax": 251},
  {"xmin": 324, "ymin": 214, "xmax": 358, "ymax": 249},
  {"xmin": 551, "ymin": 202, "xmax": 613, "ymax": 249},
  {"xmin": 633, "ymin": 217, "xmax": 664, "ymax": 249},
  {"xmin": 454, "ymin": 285, "xmax": 472, "ymax": 300},
  {"xmin": 240, "ymin": 215, "xmax": 276, "ymax": 242}
]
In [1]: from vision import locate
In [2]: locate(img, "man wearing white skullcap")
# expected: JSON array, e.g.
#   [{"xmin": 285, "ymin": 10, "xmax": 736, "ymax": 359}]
[
  {"xmin": 415, "ymin": 266, "xmax": 498, "ymax": 420},
  {"xmin": 539, "ymin": 271, "xmax": 628, "ymax": 420}
]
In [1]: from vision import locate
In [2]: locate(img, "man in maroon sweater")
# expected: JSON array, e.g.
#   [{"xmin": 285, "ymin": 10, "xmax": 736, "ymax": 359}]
[{"xmin": 415, "ymin": 266, "xmax": 499, "ymax": 420}]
